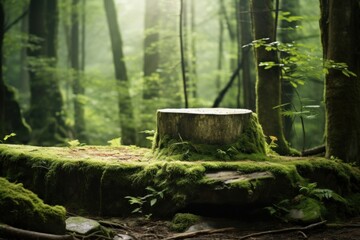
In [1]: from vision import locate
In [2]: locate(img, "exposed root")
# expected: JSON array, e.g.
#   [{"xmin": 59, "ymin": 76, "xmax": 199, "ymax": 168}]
[{"xmin": 0, "ymin": 224, "xmax": 74, "ymax": 240}]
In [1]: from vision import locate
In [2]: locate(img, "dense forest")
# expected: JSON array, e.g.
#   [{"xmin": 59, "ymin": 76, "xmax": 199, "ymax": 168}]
[
  {"xmin": 0, "ymin": 0, "xmax": 359, "ymax": 162},
  {"xmin": 1, "ymin": 0, "xmax": 360, "ymax": 239}
]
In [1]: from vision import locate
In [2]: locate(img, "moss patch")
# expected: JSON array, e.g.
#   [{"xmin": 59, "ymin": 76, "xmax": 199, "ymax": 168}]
[
  {"xmin": 0, "ymin": 177, "xmax": 66, "ymax": 234},
  {"xmin": 0, "ymin": 144, "xmax": 359, "ymax": 221},
  {"xmin": 170, "ymin": 213, "xmax": 201, "ymax": 232}
]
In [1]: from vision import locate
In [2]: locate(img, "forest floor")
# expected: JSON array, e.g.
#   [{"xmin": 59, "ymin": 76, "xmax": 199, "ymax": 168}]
[
  {"xmin": 90, "ymin": 215, "xmax": 360, "ymax": 240},
  {"xmin": 1, "ymin": 144, "xmax": 360, "ymax": 239}
]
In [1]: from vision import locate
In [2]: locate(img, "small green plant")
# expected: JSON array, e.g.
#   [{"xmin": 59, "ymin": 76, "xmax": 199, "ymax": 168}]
[
  {"xmin": 107, "ymin": 137, "xmax": 122, "ymax": 147},
  {"xmin": 215, "ymin": 149, "xmax": 230, "ymax": 160},
  {"xmin": 67, "ymin": 139, "xmax": 81, "ymax": 148},
  {"xmin": 141, "ymin": 130, "xmax": 155, "ymax": 143},
  {"xmin": 1, "ymin": 133, "xmax": 16, "ymax": 143},
  {"xmin": 268, "ymin": 136, "xmax": 278, "ymax": 149},
  {"xmin": 125, "ymin": 186, "xmax": 167, "ymax": 219},
  {"xmin": 298, "ymin": 182, "xmax": 333, "ymax": 200},
  {"xmin": 265, "ymin": 182, "xmax": 346, "ymax": 222}
]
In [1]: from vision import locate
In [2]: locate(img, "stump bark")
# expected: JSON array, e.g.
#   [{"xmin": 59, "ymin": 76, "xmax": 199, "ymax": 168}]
[{"xmin": 154, "ymin": 108, "xmax": 266, "ymax": 159}]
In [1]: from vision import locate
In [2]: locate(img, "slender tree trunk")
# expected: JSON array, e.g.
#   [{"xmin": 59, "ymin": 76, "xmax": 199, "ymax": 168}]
[
  {"xmin": 0, "ymin": 3, "xmax": 30, "ymax": 143},
  {"xmin": 0, "ymin": 2, "xmax": 5, "ymax": 137},
  {"xmin": 180, "ymin": 0, "xmax": 189, "ymax": 108},
  {"xmin": 190, "ymin": 0, "xmax": 197, "ymax": 98},
  {"xmin": 27, "ymin": 0, "xmax": 68, "ymax": 145},
  {"xmin": 103, "ymin": 0, "xmax": 136, "ymax": 145},
  {"xmin": 71, "ymin": 0, "xmax": 87, "ymax": 142},
  {"xmin": 280, "ymin": 0, "xmax": 300, "ymax": 142},
  {"xmin": 239, "ymin": 0, "xmax": 255, "ymax": 111},
  {"xmin": 139, "ymin": 0, "xmax": 161, "ymax": 146},
  {"xmin": 251, "ymin": 0, "xmax": 290, "ymax": 154},
  {"xmin": 143, "ymin": 0, "xmax": 160, "ymax": 99},
  {"xmin": 235, "ymin": 0, "xmax": 242, "ymax": 108},
  {"xmin": 80, "ymin": 0, "xmax": 86, "ymax": 72},
  {"xmin": 320, "ymin": 0, "xmax": 360, "ymax": 164},
  {"xmin": 158, "ymin": 1, "xmax": 182, "ymax": 108},
  {"xmin": 216, "ymin": 4, "xmax": 224, "ymax": 93}
]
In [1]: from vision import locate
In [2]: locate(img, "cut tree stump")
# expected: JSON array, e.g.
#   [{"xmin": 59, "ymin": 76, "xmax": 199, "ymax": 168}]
[{"xmin": 154, "ymin": 108, "xmax": 266, "ymax": 159}]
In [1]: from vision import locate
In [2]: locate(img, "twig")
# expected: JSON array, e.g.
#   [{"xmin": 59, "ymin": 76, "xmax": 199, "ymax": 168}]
[
  {"xmin": 0, "ymin": 224, "xmax": 74, "ymax": 240},
  {"xmin": 236, "ymin": 220, "xmax": 326, "ymax": 240},
  {"xmin": 326, "ymin": 223, "xmax": 360, "ymax": 228},
  {"xmin": 297, "ymin": 230, "xmax": 308, "ymax": 239},
  {"xmin": 98, "ymin": 220, "xmax": 139, "ymax": 240},
  {"xmin": 164, "ymin": 227, "xmax": 235, "ymax": 240},
  {"xmin": 98, "ymin": 220, "xmax": 132, "ymax": 231}
]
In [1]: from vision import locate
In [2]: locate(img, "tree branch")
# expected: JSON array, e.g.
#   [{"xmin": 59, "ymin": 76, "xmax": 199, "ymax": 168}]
[
  {"xmin": 237, "ymin": 220, "xmax": 326, "ymax": 240},
  {"xmin": 4, "ymin": 9, "xmax": 29, "ymax": 33},
  {"xmin": 212, "ymin": 60, "xmax": 243, "ymax": 107},
  {"xmin": 164, "ymin": 227, "xmax": 235, "ymax": 240},
  {"xmin": 0, "ymin": 224, "xmax": 75, "ymax": 240}
]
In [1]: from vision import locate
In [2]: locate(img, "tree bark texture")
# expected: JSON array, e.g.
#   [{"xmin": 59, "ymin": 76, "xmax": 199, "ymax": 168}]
[
  {"xmin": 143, "ymin": 0, "xmax": 160, "ymax": 99},
  {"xmin": 320, "ymin": 0, "xmax": 360, "ymax": 164},
  {"xmin": 104, "ymin": 0, "xmax": 136, "ymax": 145},
  {"xmin": 27, "ymin": 0, "xmax": 67, "ymax": 145},
  {"xmin": 239, "ymin": 0, "xmax": 255, "ymax": 112},
  {"xmin": 280, "ymin": 0, "xmax": 300, "ymax": 142},
  {"xmin": 251, "ymin": 0, "xmax": 289, "ymax": 154},
  {"xmin": 0, "ymin": 3, "xmax": 30, "ymax": 143},
  {"xmin": 71, "ymin": 0, "xmax": 87, "ymax": 142},
  {"xmin": 156, "ymin": 108, "xmax": 252, "ymax": 145}
]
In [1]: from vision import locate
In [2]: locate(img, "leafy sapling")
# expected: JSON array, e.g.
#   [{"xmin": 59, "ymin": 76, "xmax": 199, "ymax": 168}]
[
  {"xmin": 125, "ymin": 186, "xmax": 167, "ymax": 219},
  {"xmin": 107, "ymin": 137, "xmax": 122, "ymax": 147}
]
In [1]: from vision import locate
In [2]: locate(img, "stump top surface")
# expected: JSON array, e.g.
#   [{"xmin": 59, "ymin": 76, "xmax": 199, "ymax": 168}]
[{"xmin": 158, "ymin": 108, "xmax": 252, "ymax": 115}]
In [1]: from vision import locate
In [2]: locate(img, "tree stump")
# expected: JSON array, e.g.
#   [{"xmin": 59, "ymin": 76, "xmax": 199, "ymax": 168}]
[{"xmin": 153, "ymin": 108, "xmax": 266, "ymax": 160}]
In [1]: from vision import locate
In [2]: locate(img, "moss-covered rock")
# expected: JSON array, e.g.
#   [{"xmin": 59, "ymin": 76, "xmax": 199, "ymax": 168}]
[
  {"xmin": 0, "ymin": 144, "xmax": 359, "ymax": 221},
  {"xmin": 0, "ymin": 177, "xmax": 66, "ymax": 234},
  {"xmin": 170, "ymin": 213, "xmax": 201, "ymax": 232}
]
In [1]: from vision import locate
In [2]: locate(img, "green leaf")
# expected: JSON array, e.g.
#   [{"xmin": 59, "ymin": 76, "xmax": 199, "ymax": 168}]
[
  {"xmin": 132, "ymin": 207, "xmax": 142, "ymax": 213},
  {"xmin": 3, "ymin": 133, "xmax": 16, "ymax": 141},
  {"xmin": 145, "ymin": 186, "xmax": 156, "ymax": 193},
  {"xmin": 67, "ymin": 139, "xmax": 80, "ymax": 147},
  {"xmin": 150, "ymin": 198, "xmax": 157, "ymax": 206},
  {"xmin": 107, "ymin": 137, "xmax": 122, "ymax": 147},
  {"xmin": 342, "ymin": 70, "xmax": 350, "ymax": 77}
]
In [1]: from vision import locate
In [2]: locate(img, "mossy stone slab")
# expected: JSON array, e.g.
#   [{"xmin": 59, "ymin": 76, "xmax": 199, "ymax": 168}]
[{"xmin": 66, "ymin": 216, "xmax": 101, "ymax": 235}]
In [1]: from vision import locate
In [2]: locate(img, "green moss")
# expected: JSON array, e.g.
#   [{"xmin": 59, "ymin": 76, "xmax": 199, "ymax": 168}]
[
  {"xmin": 0, "ymin": 144, "xmax": 359, "ymax": 220},
  {"xmin": 170, "ymin": 213, "xmax": 201, "ymax": 232},
  {"xmin": 288, "ymin": 197, "xmax": 324, "ymax": 223},
  {"xmin": 0, "ymin": 177, "xmax": 66, "ymax": 234}
]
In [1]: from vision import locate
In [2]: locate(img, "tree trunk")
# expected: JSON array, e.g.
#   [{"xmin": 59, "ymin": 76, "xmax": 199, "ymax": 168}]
[
  {"xmin": 71, "ymin": 0, "xmax": 87, "ymax": 142},
  {"xmin": 251, "ymin": 0, "xmax": 290, "ymax": 155},
  {"xmin": 189, "ymin": 0, "xmax": 197, "ymax": 98},
  {"xmin": 27, "ymin": 0, "xmax": 68, "ymax": 145},
  {"xmin": 154, "ymin": 108, "xmax": 266, "ymax": 159},
  {"xmin": 239, "ymin": 0, "xmax": 255, "ymax": 111},
  {"xmin": 143, "ymin": 0, "xmax": 160, "ymax": 100},
  {"xmin": 0, "ymin": 3, "xmax": 30, "ymax": 143},
  {"xmin": 280, "ymin": 0, "xmax": 300, "ymax": 142},
  {"xmin": 103, "ymin": 0, "xmax": 136, "ymax": 145},
  {"xmin": 320, "ymin": 0, "xmax": 360, "ymax": 164}
]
